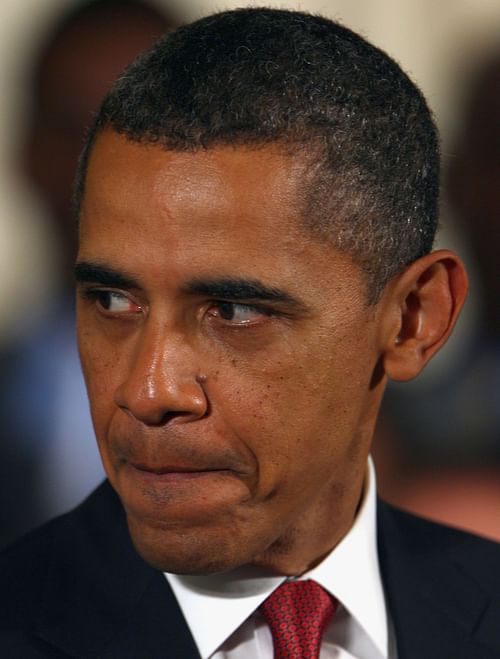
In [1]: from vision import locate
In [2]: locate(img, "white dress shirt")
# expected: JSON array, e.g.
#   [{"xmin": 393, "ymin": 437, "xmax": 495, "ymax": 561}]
[{"xmin": 165, "ymin": 459, "xmax": 397, "ymax": 659}]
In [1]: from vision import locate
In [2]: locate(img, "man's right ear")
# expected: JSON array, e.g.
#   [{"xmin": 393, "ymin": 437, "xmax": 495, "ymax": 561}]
[{"xmin": 379, "ymin": 250, "xmax": 468, "ymax": 382}]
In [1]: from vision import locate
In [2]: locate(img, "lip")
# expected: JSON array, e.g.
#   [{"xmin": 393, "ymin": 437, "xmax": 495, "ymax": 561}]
[
  {"xmin": 131, "ymin": 461, "xmax": 216, "ymax": 474},
  {"xmin": 127, "ymin": 462, "xmax": 234, "ymax": 482}
]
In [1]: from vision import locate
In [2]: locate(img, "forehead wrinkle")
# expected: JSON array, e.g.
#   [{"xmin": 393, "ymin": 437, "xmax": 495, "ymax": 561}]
[{"xmin": 152, "ymin": 157, "xmax": 229, "ymax": 215}]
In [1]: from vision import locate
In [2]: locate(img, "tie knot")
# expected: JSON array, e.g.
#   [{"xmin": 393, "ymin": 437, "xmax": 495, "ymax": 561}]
[{"xmin": 260, "ymin": 579, "xmax": 337, "ymax": 658}]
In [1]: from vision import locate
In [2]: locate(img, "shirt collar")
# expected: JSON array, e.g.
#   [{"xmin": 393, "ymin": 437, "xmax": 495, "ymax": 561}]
[
  {"xmin": 303, "ymin": 457, "xmax": 388, "ymax": 656},
  {"xmin": 165, "ymin": 457, "xmax": 387, "ymax": 659}
]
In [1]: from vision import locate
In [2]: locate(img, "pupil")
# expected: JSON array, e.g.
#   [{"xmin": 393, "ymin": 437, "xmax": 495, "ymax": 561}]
[
  {"xmin": 100, "ymin": 292, "xmax": 112, "ymax": 310},
  {"xmin": 219, "ymin": 303, "xmax": 235, "ymax": 320}
]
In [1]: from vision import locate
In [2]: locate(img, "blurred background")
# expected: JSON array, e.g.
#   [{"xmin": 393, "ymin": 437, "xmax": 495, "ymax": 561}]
[{"xmin": 0, "ymin": 0, "xmax": 498, "ymax": 549}]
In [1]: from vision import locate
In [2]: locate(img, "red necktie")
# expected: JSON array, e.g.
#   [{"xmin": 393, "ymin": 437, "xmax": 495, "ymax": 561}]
[{"xmin": 260, "ymin": 579, "xmax": 337, "ymax": 659}]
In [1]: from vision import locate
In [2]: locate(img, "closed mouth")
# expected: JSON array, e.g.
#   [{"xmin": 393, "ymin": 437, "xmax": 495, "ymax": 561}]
[
  {"xmin": 127, "ymin": 462, "xmax": 235, "ymax": 481},
  {"xmin": 130, "ymin": 461, "xmax": 232, "ymax": 473}
]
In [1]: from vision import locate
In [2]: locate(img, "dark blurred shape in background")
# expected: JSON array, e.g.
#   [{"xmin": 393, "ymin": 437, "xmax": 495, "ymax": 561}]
[
  {"xmin": 0, "ymin": 0, "xmax": 178, "ymax": 549},
  {"xmin": 374, "ymin": 49, "xmax": 500, "ymax": 542}
]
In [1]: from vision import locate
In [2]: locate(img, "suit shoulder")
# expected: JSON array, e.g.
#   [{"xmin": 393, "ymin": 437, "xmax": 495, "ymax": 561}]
[
  {"xmin": 0, "ymin": 481, "xmax": 117, "ymax": 628},
  {"xmin": 0, "ymin": 515, "xmax": 62, "ymax": 628},
  {"xmin": 378, "ymin": 500, "xmax": 500, "ymax": 585}
]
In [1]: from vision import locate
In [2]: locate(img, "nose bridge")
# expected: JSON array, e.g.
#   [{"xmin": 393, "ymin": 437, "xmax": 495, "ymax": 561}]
[{"xmin": 115, "ymin": 317, "xmax": 207, "ymax": 425}]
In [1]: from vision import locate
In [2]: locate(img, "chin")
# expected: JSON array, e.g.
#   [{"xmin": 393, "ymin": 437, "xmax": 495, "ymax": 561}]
[{"xmin": 126, "ymin": 515, "xmax": 253, "ymax": 575}]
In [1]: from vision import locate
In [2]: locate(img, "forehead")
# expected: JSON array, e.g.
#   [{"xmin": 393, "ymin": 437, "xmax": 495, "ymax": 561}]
[
  {"xmin": 82, "ymin": 130, "xmax": 307, "ymax": 222},
  {"xmin": 80, "ymin": 131, "xmax": 364, "ymax": 300}
]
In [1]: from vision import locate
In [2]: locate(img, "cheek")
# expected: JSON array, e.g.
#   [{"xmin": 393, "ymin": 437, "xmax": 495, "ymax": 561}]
[
  {"xmin": 208, "ymin": 325, "xmax": 378, "ymax": 470},
  {"xmin": 208, "ymin": 352, "xmax": 355, "ymax": 468},
  {"xmin": 78, "ymin": 325, "xmax": 126, "ymax": 429}
]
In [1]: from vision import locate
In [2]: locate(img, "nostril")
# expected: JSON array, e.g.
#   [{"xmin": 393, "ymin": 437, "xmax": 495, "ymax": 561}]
[
  {"xmin": 152, "ymin": 408, "xmax": 209, "ymax": 427},
  {"xmin": 115, "ymin": 375, "xmax": 209, "ymax": 426}
]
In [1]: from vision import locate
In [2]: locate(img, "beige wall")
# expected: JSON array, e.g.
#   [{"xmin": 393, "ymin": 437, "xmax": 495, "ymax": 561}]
[{"xmin": 1, "ymin": 0, "xmax": 499, "ymax": 339}]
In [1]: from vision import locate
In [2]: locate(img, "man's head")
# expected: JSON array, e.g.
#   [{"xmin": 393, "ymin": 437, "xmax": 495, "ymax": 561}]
[{"xmin": 75, "ymin": 8, "xmax": 467, "ymax": 576}]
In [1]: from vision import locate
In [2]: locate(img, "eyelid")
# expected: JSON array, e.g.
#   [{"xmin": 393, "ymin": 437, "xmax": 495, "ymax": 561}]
[
  {"xmin": 79, "ymin": 284, "xmax": 135, "ymax": 297},
  {"xmin": 210, "ymin": 300, "xmax": 276, "ymax": 313},
  {"xmin": 227, "ymin": 302, "xmax": 274, "ymax": 314},
  {"xmin": 79, "ymin": 285, "xmax": 125, "ymax": 299},
  {"xmin": 211, "ymin": 296, "xmax": 289, "ymax": 312}
]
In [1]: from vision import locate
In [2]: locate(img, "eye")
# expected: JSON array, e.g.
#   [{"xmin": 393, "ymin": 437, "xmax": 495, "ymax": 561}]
[
  {"xmin": 207, "ymin": 302, "xmax": 269, "ymax": 325},
  {"xmin": 82, "ymin": 289, "xmax": 142, "ymax": 315}
]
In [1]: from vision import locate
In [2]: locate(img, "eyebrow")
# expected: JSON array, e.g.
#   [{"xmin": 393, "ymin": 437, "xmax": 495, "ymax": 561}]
[
  {"xmin": 74, "ymin": 261, "xmax": 139, "ymax": 289},
  {"xmin": 74, "ymin": 261, "xmax": 308, "ymax": 312},
  {"xmin": 184, "ymin": 277, "xmax": 306, "ymax": 310}
]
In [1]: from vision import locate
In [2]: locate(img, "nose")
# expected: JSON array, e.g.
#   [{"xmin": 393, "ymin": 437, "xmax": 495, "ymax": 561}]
[{"xmin": 114, "ymin": 323, "xmax": 208, "ymax": 426}]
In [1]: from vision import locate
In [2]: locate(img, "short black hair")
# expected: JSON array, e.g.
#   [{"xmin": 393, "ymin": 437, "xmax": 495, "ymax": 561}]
[{"xmin": 76, "ymin": 7, "xmax": 440, "ymax": 302}]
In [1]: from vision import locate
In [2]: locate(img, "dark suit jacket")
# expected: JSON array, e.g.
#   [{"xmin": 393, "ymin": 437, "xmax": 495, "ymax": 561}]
[{"xmin": 1, "ymin": 481, "xmax": 499, "ymax": 658}]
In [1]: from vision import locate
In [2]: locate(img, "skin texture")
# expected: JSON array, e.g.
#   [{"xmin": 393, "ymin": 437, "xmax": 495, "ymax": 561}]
[{"xmin": 77, "ymin": 130, "xmax": 467, "ymax": 576}]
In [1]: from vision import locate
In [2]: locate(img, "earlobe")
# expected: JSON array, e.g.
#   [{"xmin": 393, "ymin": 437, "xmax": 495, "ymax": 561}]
[{"xmin": 382, "ymin": 250, "xmax": 468, "ymax": 382}]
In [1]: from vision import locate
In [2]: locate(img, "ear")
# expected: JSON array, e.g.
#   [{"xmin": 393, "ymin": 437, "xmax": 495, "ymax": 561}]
[{"xmin": 380, "ymin": 250, "xmax": 468, "ymax": 382}]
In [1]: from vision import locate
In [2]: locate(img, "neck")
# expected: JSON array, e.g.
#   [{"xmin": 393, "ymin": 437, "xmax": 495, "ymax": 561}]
[{"xmin": 250, "ymin": 461, "xmax": 367, "ymax": 576}]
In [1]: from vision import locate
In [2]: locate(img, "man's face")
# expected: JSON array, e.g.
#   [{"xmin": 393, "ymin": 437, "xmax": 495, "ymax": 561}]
[{"xmin": 77, "ymin": 131, "xmax": 388, "ymax": 575}]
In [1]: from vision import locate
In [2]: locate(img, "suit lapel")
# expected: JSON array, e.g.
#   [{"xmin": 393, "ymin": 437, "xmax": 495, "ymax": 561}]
[
  {"xmin": 98, "ymin": 572, "xmax": 202, "ymax": 659},
  {"xmin": 34, "ymin": 482, "xmax": 201, "ymax": 659},
  {"xmin": 377, "ymin": 500, "xmax": 500, "ymax": 659}
]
